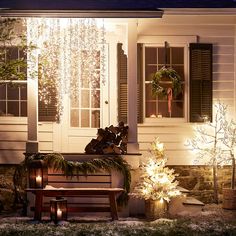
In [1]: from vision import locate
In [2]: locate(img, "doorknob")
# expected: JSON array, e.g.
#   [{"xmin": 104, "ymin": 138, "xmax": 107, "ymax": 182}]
[{"xmin": 105, "ymin": 100, "xmax": 108, "ymax": 104}]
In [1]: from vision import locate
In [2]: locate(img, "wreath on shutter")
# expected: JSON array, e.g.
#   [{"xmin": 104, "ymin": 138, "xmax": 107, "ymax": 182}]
[{"xmin": 151, "ymin": 67, "xmax": 183, "ymax": 98}]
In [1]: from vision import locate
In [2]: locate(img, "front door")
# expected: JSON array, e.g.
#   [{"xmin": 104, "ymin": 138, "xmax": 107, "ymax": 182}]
[{"xmin": 56, "ymin": 47, "xmax": 109, "ymax": 153}]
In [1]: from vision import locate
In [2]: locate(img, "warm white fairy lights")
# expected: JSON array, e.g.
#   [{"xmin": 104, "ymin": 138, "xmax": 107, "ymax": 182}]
[
  {"xmin": 132, "ymin": 139, "xmax": 181, "ymax": 202},
  {"xmin": 27, "ymin": 18, "xmax": 106, "ymax": 121}
]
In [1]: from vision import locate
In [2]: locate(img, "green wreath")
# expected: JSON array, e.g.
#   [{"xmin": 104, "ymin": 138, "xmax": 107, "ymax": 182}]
[{"xmin": 151, "ymin": 67, "xmax": 183, "ymax": 97}]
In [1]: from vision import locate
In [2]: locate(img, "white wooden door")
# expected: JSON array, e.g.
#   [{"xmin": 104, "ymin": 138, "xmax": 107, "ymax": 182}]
[{"xmin": 54, "ymin": 46, "xmax": 110, "ymax": 153}]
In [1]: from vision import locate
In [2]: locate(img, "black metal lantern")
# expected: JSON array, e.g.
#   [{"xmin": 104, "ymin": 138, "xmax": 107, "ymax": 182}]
[
  {"xmin": 50, "ymin": 197, "xmax": 67, "ymax": 224},
  {"xmin": 28, "ymin": 160, "xmax": 48, "ymax": 188}
]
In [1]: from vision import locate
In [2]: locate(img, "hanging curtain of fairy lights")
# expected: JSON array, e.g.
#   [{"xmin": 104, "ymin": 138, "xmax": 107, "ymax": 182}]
[{"xmin": 27, "ymin": 18, "xmax": 106, "ymax": 121}]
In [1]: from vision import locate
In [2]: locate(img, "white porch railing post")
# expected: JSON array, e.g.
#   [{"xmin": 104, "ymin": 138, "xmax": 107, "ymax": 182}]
[
  {"xmin": 127, "ymin": 20, "xmax": 139, "ymax": 153},
  {"xmin": 26, "ymin": 20, "xmax": 39, "ymax": 153},
  {"xmin": 26, "ymin": 76, "xmax": 39, "ymax": 153}
]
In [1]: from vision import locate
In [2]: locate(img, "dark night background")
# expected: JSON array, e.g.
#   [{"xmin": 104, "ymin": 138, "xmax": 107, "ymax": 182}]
[{"xmin": 0, "ymin": 0, "xmax": 235, "ymax": 10}]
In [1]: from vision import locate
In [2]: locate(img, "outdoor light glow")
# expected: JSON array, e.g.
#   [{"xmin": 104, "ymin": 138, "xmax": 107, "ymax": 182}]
[
  {"xmin": 57, "ymin": 208, "xmax": 62, "ymax": 219},
  {"xmin": 187, "ymin": 102, "xmax": 236, "ymax": 203},
  {"xmin": 152, "ymin": 138, "xmax": 165, "ymax": 155},
  {"xmin": 132, "ymin": 140, "xmax": 181, "ymax": 202},
  {"xmin": 36, "ymin": 175, "xmax": 42, "ymax": 187},
  {"xmin": 155, "ymin": 142, "xmax": 164, "ymax": 152},
  {"xmin": 27, "ymin": 18, "xmax": 106, "ymax": 120}
]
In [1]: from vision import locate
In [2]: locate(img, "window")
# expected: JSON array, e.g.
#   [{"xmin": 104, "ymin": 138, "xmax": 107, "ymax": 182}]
[
  {"xmin": 144, "ymin": 46, "xmax": 185, "ymax": 119},
  {"xmin": 70, "ymin": 51, "xmax": 101, "ymax": 128},
  {"xmin": 0, "ymin": 47, "xmax": 27, "ymax": 117}
]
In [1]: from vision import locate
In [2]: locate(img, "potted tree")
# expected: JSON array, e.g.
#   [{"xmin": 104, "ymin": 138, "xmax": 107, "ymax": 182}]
[{"xmin": 132, "ymin": 139, "xmax": 181, "ymax": 220}]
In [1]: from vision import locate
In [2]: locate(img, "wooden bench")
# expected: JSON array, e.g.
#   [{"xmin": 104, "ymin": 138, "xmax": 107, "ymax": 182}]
[
  {"xmin": 26, "ymin": 154, "xmax": 128, "ymax": 221},
  {"xmin": 26, "ymin": 187, "xmax": 124, "ymax": 221}
]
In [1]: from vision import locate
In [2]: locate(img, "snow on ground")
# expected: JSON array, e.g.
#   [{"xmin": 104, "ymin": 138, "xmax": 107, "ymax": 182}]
[{"xmin": 0, "ymin": 204, "xmax": 236, "ymax": 236}]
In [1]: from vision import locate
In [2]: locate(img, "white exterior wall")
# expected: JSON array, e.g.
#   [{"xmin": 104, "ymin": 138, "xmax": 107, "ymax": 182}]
[
  {"xmin": 0, "ymin": 14, "xmax": 235, "ymax": 165},
  {"xmin": 137, "ymin": 15, "xmax": 236, "ymax": 165},
  {"xmin": 0, "ymin": 119, "xmax": 54, "ymax": 164}
]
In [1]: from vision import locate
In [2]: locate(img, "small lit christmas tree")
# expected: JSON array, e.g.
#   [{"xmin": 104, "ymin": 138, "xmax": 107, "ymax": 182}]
[{"xmin": 132, "ymin": 139, "xmax": 180, "ymax": 218}]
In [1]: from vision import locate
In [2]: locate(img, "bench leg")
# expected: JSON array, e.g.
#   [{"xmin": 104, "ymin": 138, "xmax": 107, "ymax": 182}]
[
  {"xmin": 109, "ymin": 192, "xmax": 118, "ymax": 221},
  {"xmin": 34, "ymin": 191, "xmax": 43, "ymax": 221}
]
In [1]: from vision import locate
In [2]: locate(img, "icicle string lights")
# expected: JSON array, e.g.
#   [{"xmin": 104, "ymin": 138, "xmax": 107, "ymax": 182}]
[{"xmin": 27, "ymin": 18, "xmax": 106, "ymax": 121}]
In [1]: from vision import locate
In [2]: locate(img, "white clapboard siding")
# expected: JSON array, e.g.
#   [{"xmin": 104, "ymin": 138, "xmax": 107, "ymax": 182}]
[
  {"xmin": 38, "ymin": 142, "xmax": 53, "ymax": 152},
  {"xmin": 0, "ymin": 124, "xmax": 27, "ymax": 132},
  {"xmin": 0, "ymin": 121, "xmax": 27, "ymax": 163},
  {"xmin": 38, "ymin": 123, "xmax": 53, "ymax": 132},
  {"xmin": 213, "ymin": 81, "xmax": 234, "ymax": 90},
  {"xmin": 213, "ymin": 73, "xmax": 234, "ymax": 82},
  {"xmin": 200, "ymin": 36, "xmax": 234, "ymax": 46},
  {"xmin": 0, "ymin": 16, "xmax": 235, "ymax": 166},
  {"xmin": 38, "ymin": 132, "xmax": 53, "ymax": 142},
  {"xmin": 0, "ymin": 151, "xmax": 25, "ymax": 164},
  {"xmin": 137, "ymin": 19, "xmax": 235, "ymax": 166},
  {"xmin": 39, "ymin": 123, "xmax": 54, "ymax": 152},
  {"xmin": 68, "ymin": 137, "xmax": 93, "ymax": 153},
  {"xmin": 0, "ymin": 122, "xmax": 54, "ymax": 163},
  {"xmin": 213, "ymin": 64, "xmax": 234, "ymax": 73},
  {"xmin": 0, "ymin": 141, "xmax": 25, "ymax": 150},
  {"xmin": 139, "ymin": 16, "xmax": 236, "ymax": 27},
  {"xmin": 213, "ymin": 54, "xmax": 234, "ymax": 64},
  {"xmin": 138, "ymin": 123, "xmax": 196, "ymax": 165},
  {"xmin": 213, "ymin": 45, "xmax": 234, "ymax": 55},
  {"xmin": 0, "ymin": 131, "xmax": 27, "ymax": 141},
  {"xmin": 139, "ymin": 142, "xmax": 190, "ymax": 151},
  {"xmin": 138, "ymin": 25, "xmax": 234, "ymax": 37},
  {"xmin": 213, "ymin": 91, "xmax": 234, "ymax": 99}
]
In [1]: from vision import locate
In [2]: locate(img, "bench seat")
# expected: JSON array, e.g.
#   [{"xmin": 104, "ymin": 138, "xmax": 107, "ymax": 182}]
[{"xmin": 26, "ymin": 187, "xmax": 124, "ymax": 221}]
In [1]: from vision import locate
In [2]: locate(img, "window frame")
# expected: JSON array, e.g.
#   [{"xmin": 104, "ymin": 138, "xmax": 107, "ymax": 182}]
[
  {"xmin": 138, "ymin": 35, "xmax": 197, "ymax": 123},
  {"xmin": 0, "ymin": 80, "xmax": 27, "ymax": 117},
  {"xmin": 0, "ymin": 45, "xmax": 28, "ymax": 121}
]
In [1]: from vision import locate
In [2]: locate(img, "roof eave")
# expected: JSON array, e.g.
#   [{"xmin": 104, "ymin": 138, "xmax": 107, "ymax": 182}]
[
  {"xmin": 0, "ymin": 9, "xmax": 164, "ymax": 18},
  {"xmin": 161, "ymin": 8, "xmax": 236, "ymax": 15}
]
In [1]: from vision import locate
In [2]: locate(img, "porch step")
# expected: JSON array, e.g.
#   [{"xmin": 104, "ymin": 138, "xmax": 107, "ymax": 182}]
[
  {"xmin": 168, "ymin": 196, "xmax": 204, "ymax": 216},
  {"xmin": 183, "ymin": 197, "xmax": 205, "ymax": 206}
]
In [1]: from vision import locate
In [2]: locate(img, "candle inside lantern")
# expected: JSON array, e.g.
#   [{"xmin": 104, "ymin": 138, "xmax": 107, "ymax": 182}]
[
  {"xmin": 57, "ymin": 208, "xmax": 62, "ymax": 219},
  {"xmin": 36, "ymin": 175, "xmax": 42, "ymax": 188}
]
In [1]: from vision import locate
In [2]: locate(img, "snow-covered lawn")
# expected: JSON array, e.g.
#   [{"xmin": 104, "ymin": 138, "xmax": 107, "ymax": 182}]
[{"xmin": 0, "ymin": 204, "xmax": 236, "ymax": 236}]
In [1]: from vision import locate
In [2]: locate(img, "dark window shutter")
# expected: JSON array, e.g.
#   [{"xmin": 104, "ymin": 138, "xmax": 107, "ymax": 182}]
[
  {"xmin": 38, "ymin": 85, "xmax": 58, "ymax": 122},
  {"xmin": 137, "ymin": 43, "xmax": 143, "ymax": 123},
  {"xmin": 117, "ymin": 43, "xmax": 143, "ymax": 124},
  {"xmin": 190, "ymin": 43, "xmax": 212, "ymax": 122},
  {"xmin": 117, "ymin": 43, "xmax": 128, "ymax": 124}
]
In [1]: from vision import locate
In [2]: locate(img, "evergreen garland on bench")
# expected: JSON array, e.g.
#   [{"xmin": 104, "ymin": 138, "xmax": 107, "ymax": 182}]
[{"xmin": 14, "ymin": 153, "xmax": 131, "ymax": 207}]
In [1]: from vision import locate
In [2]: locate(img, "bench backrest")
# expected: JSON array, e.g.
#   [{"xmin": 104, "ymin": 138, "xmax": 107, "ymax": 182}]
[{"xmin": 47, "ymin": 169, "xmax": 112, "ymax": 188}]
